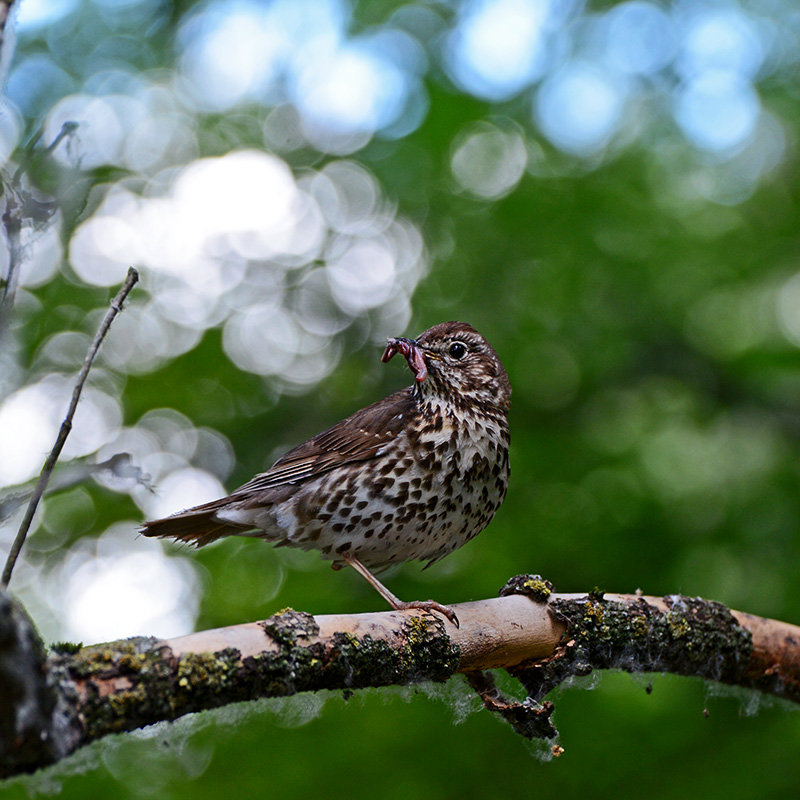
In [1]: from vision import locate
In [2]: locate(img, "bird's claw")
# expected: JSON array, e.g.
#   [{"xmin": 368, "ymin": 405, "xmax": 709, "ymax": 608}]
[{"xmin": 393, "ymin": 599, "xmax": 460, "ymax": 628}]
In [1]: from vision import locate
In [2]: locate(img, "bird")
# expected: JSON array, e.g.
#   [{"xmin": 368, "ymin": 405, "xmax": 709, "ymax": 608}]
[{"xmin": 140, "ymin": 321, "xmax": 511, "ymax": 626}]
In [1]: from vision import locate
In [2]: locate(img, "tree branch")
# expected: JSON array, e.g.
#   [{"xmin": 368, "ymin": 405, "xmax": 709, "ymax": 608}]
[
  {"xmin": 2, "ymin": 578, "xmax": 798, "ymax": 778},
  {"xmin": 0, "ymin": 122, "xmax": 77, "ymax": 343},
  {"xmin": 0, "ymin": 453, "xmax": 152, "ymax": 525},
  {"xmin": 0, "ymin": 268, "xmax": 139, "ymax": 589},
  {"xmin": 0, "ymin": 184, "xmax": 23, "ymax": 342}
]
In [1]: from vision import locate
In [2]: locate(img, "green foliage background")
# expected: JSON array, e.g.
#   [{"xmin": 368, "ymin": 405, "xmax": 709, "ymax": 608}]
[{"xmin": 3, "ymin": 0, "xmax": 800, "ymax": 796}]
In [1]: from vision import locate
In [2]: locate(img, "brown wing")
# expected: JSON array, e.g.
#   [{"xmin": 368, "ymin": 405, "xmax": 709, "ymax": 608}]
[
  {"xmin": 140, "ymin": 388, "xmax": 417, "ymax": 545},
  {"xmin": 231, "ymin": 388, "xmax": 417, "ymax": 504}
]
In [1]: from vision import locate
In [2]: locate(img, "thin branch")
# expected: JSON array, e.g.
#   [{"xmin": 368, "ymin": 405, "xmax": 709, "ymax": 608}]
[
  {"xmin": 0, "ymin": 1, "xmax": 13, "ymax": 30},
  {"xmin": 0, "ymin": 122, "xmax": 78, "ymax": 339},
  {"xmin": 43, "ymin": 121, "xmax": 79, "ymax": 156},
  {"xmin": 0, "ymin": 268, "xmax": 139, "ymax": 588},
  {"xmin": 2, "ymin": 582, "xmax": 799, "ymax": 777},
  {"xmin": 0, "ymin": 453, "xmax": 152, "ymax": 524},
  {"xmin": 0, "ymin": 1, "xmax": 17, "ymax": 87},
  {"xmin": 0, "ymin": 191, "xmax": 23, "ymax": 340}
]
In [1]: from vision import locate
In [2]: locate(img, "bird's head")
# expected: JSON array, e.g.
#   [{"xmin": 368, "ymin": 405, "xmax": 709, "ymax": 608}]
[{"xmin": 381, "ymin": 321, "xmax": 510, "ymax": 412}]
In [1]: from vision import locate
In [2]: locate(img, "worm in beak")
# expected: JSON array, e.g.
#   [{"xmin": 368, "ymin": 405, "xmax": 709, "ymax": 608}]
[{"xmin": 381, "ymin": 337, "xmax": 428, "ymax": 382}]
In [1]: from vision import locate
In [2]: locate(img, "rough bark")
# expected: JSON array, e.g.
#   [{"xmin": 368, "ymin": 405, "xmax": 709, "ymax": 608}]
[{"xmin": 1, "ymin": 577, "xmax": 799, "ymax": 779}]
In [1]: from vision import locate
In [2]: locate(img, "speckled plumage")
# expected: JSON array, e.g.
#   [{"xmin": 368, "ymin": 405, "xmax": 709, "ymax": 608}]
[{"xmin": 141, "ymin": 322, "xmax": 510, "ymax": 619}]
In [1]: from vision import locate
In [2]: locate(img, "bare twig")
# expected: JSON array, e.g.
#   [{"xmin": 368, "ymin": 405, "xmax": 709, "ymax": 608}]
[
  {"xmin": 0, "ymin": 453, "xmax": 152, "ymax": 524},
  {"xmin": 1, "ymin": 586, "xmax": 799, "ymax": 777},
  {"xmin": 0, "ymin": 1, "xmax": 17, "ymax": 82},
  {"xmin": 0, "ymin": 192, "xmax": 23, "ymax": 340},
  {"xmin": 0, "ymin": 1, "xmax": 13, "ymax": 30},
  {"xmin": 0, "ymin": 268, "xmax": 139, "ymax": 588},
  {"xmin": 0, "ymin": 122, "xmax": 78, "ymax": 340},
  {"xmin": 43, "ymin": 121, "xmax": 78, "ymax": 155}
]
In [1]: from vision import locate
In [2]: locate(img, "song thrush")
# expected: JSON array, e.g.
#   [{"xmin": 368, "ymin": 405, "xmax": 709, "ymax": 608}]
[{"xmin": 141, "ymin": 321, "xmax": 511, "ymax": 625}]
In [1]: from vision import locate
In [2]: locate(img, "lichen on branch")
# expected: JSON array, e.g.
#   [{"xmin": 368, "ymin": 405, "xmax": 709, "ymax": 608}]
[
  {"xmin": 1, "ymin": 579, "xmax": 799, "ymax": 780},
  {"xmin": 52, "ymin": 607, "xmax": 459, "ymax": 747},
  {"xmin": 513, "ymin": 592, "xmax": 754, "ymax": 703}
]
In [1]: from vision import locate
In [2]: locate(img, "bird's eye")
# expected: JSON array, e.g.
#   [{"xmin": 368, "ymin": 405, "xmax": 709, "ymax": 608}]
[{"xmin": 448, "ymin": 342, "xmax": 467, "ymax": 359}]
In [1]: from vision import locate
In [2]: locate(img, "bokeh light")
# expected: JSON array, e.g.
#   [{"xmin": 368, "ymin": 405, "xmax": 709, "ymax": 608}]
[
  {"xmin": 0, "ymin": 376, "xmax": 121, "ymax": 485},
  {"xmin": 67, "ymin": 149, "xmax": 426, "ymax": 391},
  {"xmin": 451, "ymin": 122, "xmax": 528, "ymax": 199},
  {"xmin": 535, "ymin": 62, "xmax": 627, "ymax": 155},
  {"xmin": 178, "ymin": 0, "xmax": 423, "ymax": 151},
  {"xmin": 59, "ymin": 524, "xmax": 201, "ymax": 641},
  {"xmin": 678, "ymin": 7, "xmax": 765, "ymax": 79},
  {"xmin": 16, "ymin": 0, "xmax": 78, "ymax": 30},
  {"xmin": 444, "ymin": 0, "xmax": 562, "ymax": 100},
  {"xmin": 674, "ymin": 71, "xmax": 760, "ymax": 152},
  {"xmin": 602, "ymin": 2, "xmax": 677, "ymax": 76}
]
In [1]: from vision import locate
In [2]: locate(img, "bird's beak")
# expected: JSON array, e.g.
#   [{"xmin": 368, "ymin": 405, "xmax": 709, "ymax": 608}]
[{"xmin": 381, "ymin": 337, "xmax": 429, "ymax": 382}]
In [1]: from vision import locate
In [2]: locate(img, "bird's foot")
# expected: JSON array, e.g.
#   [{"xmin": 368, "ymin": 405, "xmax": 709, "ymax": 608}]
[{"xmin": 392, "ymin": 599, "xmax": 460, "ymax": 628}]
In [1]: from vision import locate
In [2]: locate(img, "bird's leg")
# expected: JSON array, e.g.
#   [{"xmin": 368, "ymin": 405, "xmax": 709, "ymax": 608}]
[{"xmin": 342, "ymin": 555, "xmax": 460, "ymax": 628}]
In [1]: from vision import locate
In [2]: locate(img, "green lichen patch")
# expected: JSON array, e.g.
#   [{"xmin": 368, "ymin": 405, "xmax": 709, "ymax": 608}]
[
  {"xmin": 60, "ymin": 611, "xmax": 458, "ymax": 746},
  {"xmin": 474, "ymin": 592, "xmax": 755, "ymax": 742},
  {"xmin": 72, "ymin": 646, "xmax": 248, "ymax": 741},
  {"xmin": 513, "ymin": 593, "xmax": 753, "ymax": 705},
  {"xmin": 499, "ymin": 574, "xmax": 554, "ymax": 603},
  {"xmin": 50, "ymin": 641, "xmax": 82, "ymax": 655},
  {"xmin": 260, "ymin": 609, "xmax": 320, "ymax": 646},
  {"xmin": 52, "ymin": 637, "xmax": 176, "ymax": 739},
  {"xmin": 174, "ymin": 648, "xmax": 242, "ymax": 703},
  {"xmin": 246, "ymin": 612, "xmax": 459, "ymax": 697},
  {"xmin": 399, "ymin": 614, "xmax": 457, "ymax": 679},
  {"xmin": 59, "ymin": 636, "xmax": 161, "ymax": 681}
]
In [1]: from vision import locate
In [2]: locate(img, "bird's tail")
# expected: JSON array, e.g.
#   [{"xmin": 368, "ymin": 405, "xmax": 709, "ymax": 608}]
[{"xmin": 140, "ymin": 499, "xmax": 248, "ymax": 547}]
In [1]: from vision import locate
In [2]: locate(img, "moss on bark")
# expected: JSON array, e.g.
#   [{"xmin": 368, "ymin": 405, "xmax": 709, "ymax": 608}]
[
  {"xmin": 57, "ymin": 609, "xmax": 459, "ymax": 744},
  {"xmin": 513, "ymin": 593, "xmax": 753, "ymax": 704}
]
